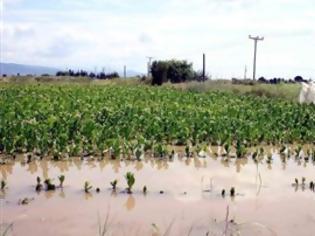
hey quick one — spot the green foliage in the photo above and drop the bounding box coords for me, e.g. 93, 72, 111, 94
58, 175, 65, 187
110, 179, 118, 190
0, 84, 314, 159
236, 141, 246, 159
224, 142, 231, 156
125, 172, 135, 194
155, 143, 168, 158
151, 60, 195, 85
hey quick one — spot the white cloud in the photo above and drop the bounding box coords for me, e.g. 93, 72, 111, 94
1, 0, 315, 78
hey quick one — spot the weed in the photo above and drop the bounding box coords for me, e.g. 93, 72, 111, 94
84, 181, 93, 193
110, 180, 118, 190
1, 180, 6, 190
44, 179, 56, 191
58, 175, 65, 188
125, 172, 135, 194
230, 187, 235, 197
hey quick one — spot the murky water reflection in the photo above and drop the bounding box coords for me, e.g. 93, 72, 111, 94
1, 148, 315, 235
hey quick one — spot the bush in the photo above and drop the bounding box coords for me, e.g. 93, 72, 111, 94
151, 60, 196, 85
151, 61, 169, 85
167, 60, 195, 83
294, 75, 307, 83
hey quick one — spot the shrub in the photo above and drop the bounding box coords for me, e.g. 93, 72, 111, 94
294, 75, 305, 83
151, 61, 169, 85
151, 59, 195, 85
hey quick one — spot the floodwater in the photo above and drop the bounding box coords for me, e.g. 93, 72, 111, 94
1, 148, 315, 236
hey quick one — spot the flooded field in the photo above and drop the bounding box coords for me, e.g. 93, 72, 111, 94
1, 147, 315, 236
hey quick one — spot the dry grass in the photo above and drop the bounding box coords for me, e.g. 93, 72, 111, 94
0, 76, 301, 101
0, 75, 140, 86
165, 80, 301, 101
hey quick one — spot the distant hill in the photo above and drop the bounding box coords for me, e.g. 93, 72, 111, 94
0, 62, 143, 78
0, 62, 59, 76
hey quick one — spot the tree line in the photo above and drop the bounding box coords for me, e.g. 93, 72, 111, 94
56, 70, 119, 79
231, 76, 309, 85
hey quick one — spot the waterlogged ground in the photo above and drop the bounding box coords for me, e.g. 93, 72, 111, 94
1, 148, 315, 236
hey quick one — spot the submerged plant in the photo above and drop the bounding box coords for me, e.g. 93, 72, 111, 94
279, 145, 286, 154
84, 181, 93, 193
35, 176, 43, 192
302, 177, 306, 186
110, 140, 121, 159
143, 185, 147, 194
236, 141, 246, 159
230, 187, 235, 197
135, 148, 142, 161
110, 179, 118, 190
26, 154, 32, 163
195, 145, 202, 155
44, 178, 56, 191
295, 145, 302, 158
266, 154, 273, 164
58, 175, 65, 188
224, 143, 231, 156
169, 149, 175, 160
155, 143, 168, 158
1, 180, 6, 190
185, 145, 190, 158
252, 149, 258, 161
125, 172, 135, 194
259, 147, 264, 155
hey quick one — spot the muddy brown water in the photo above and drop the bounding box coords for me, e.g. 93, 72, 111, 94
1, 150, 315, 236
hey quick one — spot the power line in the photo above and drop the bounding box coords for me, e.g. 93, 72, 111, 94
249, 35, 264, 81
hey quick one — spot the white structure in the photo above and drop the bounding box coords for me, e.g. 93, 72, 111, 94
299, 82, 315, 104
249, 35, 264, 81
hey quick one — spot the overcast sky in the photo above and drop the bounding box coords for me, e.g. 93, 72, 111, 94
1, 0, 314, 78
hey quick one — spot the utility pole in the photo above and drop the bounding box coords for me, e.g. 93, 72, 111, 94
202, 53, 206, 82
146, 56, 153, 77
124, 65, 126, 79
244, 65, 247, 80
249, 35, 264, 81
